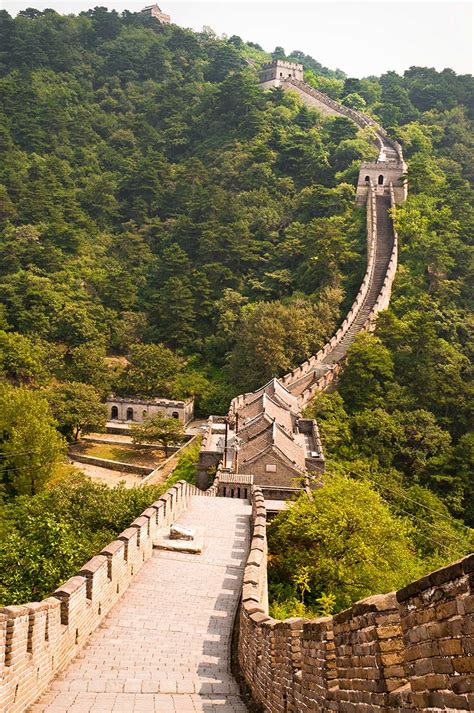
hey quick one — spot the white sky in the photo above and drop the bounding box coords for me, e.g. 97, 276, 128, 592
1, 0, 472, 78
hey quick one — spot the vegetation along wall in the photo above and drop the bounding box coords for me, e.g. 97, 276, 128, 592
238, 488, 474, 712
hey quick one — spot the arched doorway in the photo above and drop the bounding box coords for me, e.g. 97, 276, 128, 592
378, 174, 384, 185
126, 407, 134, 421
365, 175, 370, 182
111, 406, 118, 420
172, 411, 179, 419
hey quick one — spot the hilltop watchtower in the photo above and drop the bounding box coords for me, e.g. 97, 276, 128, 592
141, 4, 171, 24
259, 60, 304, 88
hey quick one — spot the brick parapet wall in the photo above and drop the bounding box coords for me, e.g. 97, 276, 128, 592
0, 480, 211, 713
238, 488, 474, 712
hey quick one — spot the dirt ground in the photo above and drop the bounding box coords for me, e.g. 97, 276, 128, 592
71, 441, 166, 468
73, 461, 143, 488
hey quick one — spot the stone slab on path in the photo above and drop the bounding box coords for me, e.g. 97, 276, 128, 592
29, 496, 250, 713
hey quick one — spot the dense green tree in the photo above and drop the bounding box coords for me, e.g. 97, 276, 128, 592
228, 295, 338, 390
65, 343, 113, 396
339, 333, 394, 411
0, 383, 65, 497
131, 413, 185, 457
0, 330, 50, 386
46, 381, 107, 442
0, 473, 173, 604
118, 343, 183, 398
268, 476, 421, 614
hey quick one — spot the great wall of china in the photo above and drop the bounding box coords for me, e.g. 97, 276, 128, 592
0, 62, 472, 713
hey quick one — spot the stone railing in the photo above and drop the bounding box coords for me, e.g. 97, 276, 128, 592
0, 480, 212, 713
281, 180, 377, 391
362, 182, 399, 328
238, 488, 474, 712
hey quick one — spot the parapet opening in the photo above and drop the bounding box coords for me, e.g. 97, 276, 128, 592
27, 612, 34, 653
59, 599, 68, 626
85, 576, 93, 601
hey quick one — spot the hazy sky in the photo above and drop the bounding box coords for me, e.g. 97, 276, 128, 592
1, 0, 472, 78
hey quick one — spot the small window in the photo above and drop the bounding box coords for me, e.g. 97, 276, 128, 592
111, 406, 118, 420
280, 72, 283, 77
172, 411, 179, 419
126, 407, 134, 421
365, 175, 370, 182
142, 410, 147, 419
265, 464, 277, 473
378, 174, 384, 185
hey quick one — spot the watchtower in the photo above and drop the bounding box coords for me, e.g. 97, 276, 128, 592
259, 60, 304, 89
356, 160, 407, 205
141, 4, 171, 24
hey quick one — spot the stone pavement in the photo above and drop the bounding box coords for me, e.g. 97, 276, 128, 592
29, 497, 250, 713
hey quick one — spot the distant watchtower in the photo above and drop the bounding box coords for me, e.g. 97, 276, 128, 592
141, 4, 171, 24
259, 60, 304, 89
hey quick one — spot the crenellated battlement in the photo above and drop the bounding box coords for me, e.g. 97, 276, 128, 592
0, 480, 209, 713
259, 60, 304, 87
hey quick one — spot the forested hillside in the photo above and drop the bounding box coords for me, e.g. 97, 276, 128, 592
0, 8, 472, 606
0, 8, 374, 412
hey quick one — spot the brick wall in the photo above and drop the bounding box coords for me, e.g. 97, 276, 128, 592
238, 487, 474, 712
0, 480, 209, 713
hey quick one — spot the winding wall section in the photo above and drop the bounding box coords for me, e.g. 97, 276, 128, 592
277, 79, 404, 407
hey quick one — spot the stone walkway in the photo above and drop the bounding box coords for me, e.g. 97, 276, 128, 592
29, 497, 250, 713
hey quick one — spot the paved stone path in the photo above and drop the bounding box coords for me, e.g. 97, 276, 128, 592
30, 497, 250, 713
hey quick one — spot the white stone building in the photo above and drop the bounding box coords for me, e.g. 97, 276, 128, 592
107, 396, 194, 426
